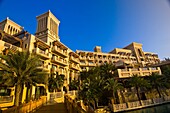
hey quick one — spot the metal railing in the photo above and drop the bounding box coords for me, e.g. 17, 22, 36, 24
1, 96, 47, 113
111, 96, 170, 112
0, 96, 13, 104
65, 95, 87, 113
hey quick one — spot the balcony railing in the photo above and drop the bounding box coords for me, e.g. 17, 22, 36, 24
0, 96, 13, 104
117, 67, 161, 78
79, 56, 86, 60
51, 56, 68, 66
50, 92, 64, 99
70, 56, 80, 63
70, 64, 80, 71
34, 48, 49, 59
4, 42, 22, 52
52, 46, 68, 57
88, 62, 96, 66
87, 57, 94, 60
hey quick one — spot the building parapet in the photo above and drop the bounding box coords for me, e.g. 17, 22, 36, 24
52, 46, 68, 58
117, 67, 161, 78
70, 56, 80, 64
33, 48, 50, 59
70, 64, 80, 71
51, 56, 68, 66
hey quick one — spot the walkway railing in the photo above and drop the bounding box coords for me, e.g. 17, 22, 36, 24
111, 96, 170, 112
68, 90, 78, 96
1, 96, 47, 113
65, 95, 87, 113
0, 96, 13, 104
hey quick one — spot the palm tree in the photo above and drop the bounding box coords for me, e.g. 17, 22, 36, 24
0, 51, 48, 106
128, 75, 149, 103
48, 74, 64, 92
147, 73, 167, 98
97, 63, 117, 80
104, 78, 123, 104
162, 65, 170, 76
69, 80, 79, 90
78, 77, 102, 110
78, 63, 118, 108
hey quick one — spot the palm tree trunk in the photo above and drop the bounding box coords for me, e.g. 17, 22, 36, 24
136, 86, 142, 105
15, 84, 21, 106
113, 91, 116, 104
156, 87, 161, 98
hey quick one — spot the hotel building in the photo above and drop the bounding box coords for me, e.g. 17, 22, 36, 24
76, 41, 161, 78
0, 11, 161, 107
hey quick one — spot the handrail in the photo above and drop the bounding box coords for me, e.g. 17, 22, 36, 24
0, 96, 13, 104
1, 96, 47, 113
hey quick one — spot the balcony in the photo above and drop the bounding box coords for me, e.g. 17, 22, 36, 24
0, 96, 14, 107
52, 46, 68, 58
87, 57, 94, 61
33, 48, 50, 60
80, 62, 87, 67
70, 64, 80, 71
88, 63, 96, 67
79, 56, 86, 60
0, 96, 13, 104
4, 42, 22, 52
38, 64, 50, 72
145, 55, 154, 59
117, 67, 161, 78
70, 56, 80, 64
51, 56, 68, 66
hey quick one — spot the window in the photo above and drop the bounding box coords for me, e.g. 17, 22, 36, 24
25, 44, 28, 48
80, 60, 85, 64
138, 49, 143, 57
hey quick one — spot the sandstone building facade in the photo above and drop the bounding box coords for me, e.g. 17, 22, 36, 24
0, 11, 161, 107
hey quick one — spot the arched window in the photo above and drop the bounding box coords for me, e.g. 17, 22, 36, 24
138, 49, 142, 57
7, 25, 10, 34
10, 27, 12, 35
13, 28, 15, 34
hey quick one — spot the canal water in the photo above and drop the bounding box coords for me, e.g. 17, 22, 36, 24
123, 103, 170, 113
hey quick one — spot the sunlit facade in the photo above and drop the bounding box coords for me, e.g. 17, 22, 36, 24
0, 11, 80, 107
76, 42, 161, 77
0, 11, 162, 107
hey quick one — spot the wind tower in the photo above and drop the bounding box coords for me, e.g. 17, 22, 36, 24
35, 10, 60, 44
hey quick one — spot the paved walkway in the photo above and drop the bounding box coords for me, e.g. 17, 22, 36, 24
34, 103, 67, 113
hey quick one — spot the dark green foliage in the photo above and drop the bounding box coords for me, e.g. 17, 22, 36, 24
128, 75, 150, 102
48, 74, 64, 92
0, 51, 49, 106
69, 80, 79, 90
78, 63, 121, 108
147, 73, 167, 98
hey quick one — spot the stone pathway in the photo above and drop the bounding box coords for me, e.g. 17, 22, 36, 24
34, 103, 67, 113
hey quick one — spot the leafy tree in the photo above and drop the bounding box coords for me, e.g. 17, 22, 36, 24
104, 78, 123, 103
78, 63, 118, 108
147, 73, 167, 98
69, 80, 79, 90
161, 65, 170, 76
48, 74, 64, 92
0, 51, 48, 106
79, 77, 103, 109
128, 75, 149, 102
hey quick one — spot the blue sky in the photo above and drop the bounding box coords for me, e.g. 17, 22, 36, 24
0, 0, 170, 59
